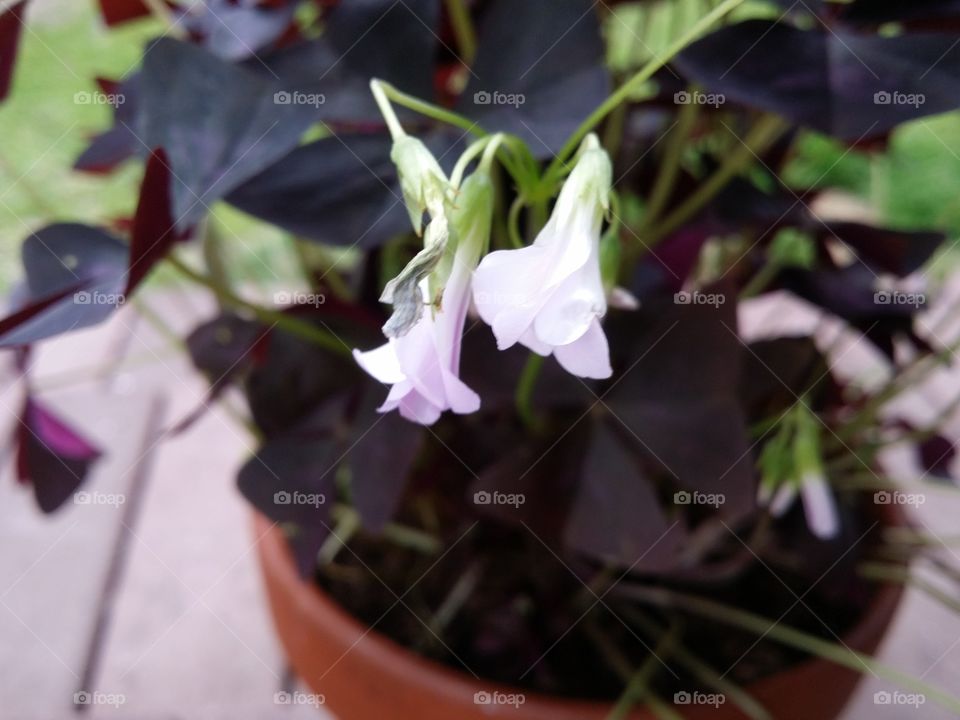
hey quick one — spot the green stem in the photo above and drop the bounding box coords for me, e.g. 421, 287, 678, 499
167, 255, 350, 357
740, 258, 783, 298
443, 0, 478, 65
623, 585, 960, 715
643, 115, 786, 246
644, 95, 699, 228
373, 81, 537, 193
370, 80, 406, 139
515, 352, 545, 431
545, 0, 746, 183
377, 80, 481, 137
607, 625, 679, 720
860, 563, 960, 614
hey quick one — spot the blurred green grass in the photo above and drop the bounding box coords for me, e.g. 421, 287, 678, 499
0, 2, 290, 293
0, 2, 958, 294
0, 3, 157, 288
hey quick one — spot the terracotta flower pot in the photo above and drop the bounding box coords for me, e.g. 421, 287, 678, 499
255, 511, 905, 720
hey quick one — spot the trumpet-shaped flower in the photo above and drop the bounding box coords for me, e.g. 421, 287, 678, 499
354, 166, 493, 425
472, 135, 613, 379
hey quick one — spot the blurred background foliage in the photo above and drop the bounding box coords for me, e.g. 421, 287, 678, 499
1, 0, 959, 291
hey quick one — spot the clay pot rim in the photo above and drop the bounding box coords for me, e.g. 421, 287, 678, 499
255, 509, 905, 715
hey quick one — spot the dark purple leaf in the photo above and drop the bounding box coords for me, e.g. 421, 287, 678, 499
184, 0, 297, 61
249, 0, 439, 123
136, 38, 316, 228
633, 221, 718, 297
457, 0, 609, 155
819, 222, 944, 277
16, 398, 102, 513
469, 424, 590, 541
344, 390, 425, 531
604, 292, 756, 513
237, 402, 347, 527
740, 336, 830, 420
675, 20, 960, 140
74, 75, 141, 174
226, 133, 410, 247
245, 320, 367, 438
187, 313, 267, 389
0, 1, 28, 101
842, 0, 960, 24
0, 224, 127, 346
564, 422, 682, 571
778, 264, 927, 357
918, 434, 956, 481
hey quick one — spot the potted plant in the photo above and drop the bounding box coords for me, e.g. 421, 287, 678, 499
5, 0, 960, 718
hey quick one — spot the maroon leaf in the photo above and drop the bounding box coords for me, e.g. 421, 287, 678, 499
0, 1, 28, 101
16, 398, 102, 513
96, 0, 173, 26
126, 148, 181, 294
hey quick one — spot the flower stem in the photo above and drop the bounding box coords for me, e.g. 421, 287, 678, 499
443, 0, 478, 65
622, 585, 960, 715
376, 80, 481, 137
642, 114, 787, 246
166, 255, 351, 357
545, 0, 746, 183
515, 352, 545, 431
370, 80, 406, 139
644, 94, 699, 228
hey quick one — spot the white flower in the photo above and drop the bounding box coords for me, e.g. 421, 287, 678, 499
354, 169, 493, 425
765, 471, 840, 540
472, 134, 613, 379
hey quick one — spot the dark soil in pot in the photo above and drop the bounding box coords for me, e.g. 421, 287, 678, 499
298, 482, 903, 705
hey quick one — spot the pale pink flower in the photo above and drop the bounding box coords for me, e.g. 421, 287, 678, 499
472, 135, 613, 379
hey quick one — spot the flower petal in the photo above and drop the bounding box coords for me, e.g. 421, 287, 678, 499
553, 317, 612, 379
398, 391, 442, 426
800, 473, 840, 540
353, 344, 405, 384
441, 369, 481, 414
